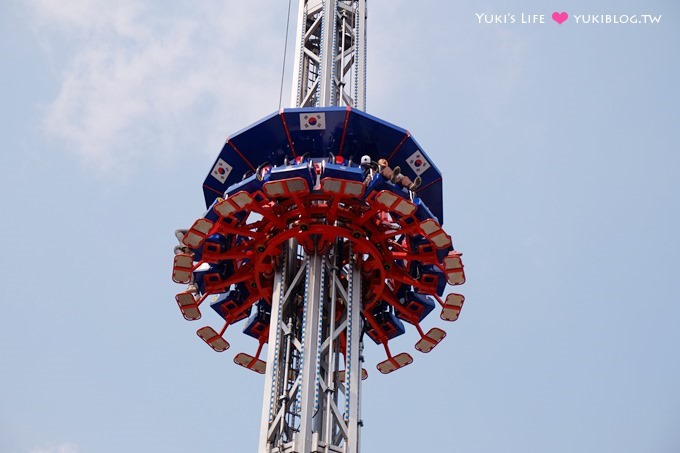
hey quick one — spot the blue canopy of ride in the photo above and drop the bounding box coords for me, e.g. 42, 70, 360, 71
202, 107, 445, 224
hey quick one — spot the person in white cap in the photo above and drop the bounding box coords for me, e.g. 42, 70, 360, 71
360, 155, 376, 185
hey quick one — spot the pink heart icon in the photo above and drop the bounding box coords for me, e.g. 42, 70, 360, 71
552, 11, 568, 24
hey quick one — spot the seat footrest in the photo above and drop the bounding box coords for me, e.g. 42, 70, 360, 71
336, 368, 368, 381
234, 352, 266, 374
197, 326, 229, 352
172, 253, 194, 284
443, 252, 465, 285
415, 327, 446, 353
377, 352, 413, 374
182, 218, 214, 248
175, 291, 201, 320
441, 293, 464, 322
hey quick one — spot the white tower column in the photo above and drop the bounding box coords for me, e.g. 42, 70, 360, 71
258, 1, 367, 451
291, 0, 367, 110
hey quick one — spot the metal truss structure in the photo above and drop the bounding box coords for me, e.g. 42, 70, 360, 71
258, 245, 363, 452
171, 2, 465, 453
291, 0, 366, 109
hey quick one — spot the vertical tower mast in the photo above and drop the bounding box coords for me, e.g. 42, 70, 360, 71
171, 2, 466, 453
260, 2, 367, 452
291, 0, 367, 110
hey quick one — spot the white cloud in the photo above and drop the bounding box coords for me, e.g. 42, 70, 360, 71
27, 0, 287, 176
29, 443, 79, 453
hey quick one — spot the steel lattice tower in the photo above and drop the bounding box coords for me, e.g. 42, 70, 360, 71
171, 2, 465, 452
291, 0, 366, 110
261, 3, 366, 451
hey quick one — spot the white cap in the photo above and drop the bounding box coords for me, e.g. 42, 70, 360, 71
360, 155, 371, 164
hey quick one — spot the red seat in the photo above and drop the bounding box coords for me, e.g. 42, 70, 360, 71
263, 177, 310, 198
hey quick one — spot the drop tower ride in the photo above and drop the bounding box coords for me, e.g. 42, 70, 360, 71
171, 1, 466, 452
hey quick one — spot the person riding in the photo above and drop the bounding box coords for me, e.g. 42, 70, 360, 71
377, 158, 421, 190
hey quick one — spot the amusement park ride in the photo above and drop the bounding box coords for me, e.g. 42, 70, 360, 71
171, 1, 465, 452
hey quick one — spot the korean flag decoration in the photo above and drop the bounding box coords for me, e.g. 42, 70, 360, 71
406, 150, 431, 176
210, 158, 233, 184
300, 112, 326, 130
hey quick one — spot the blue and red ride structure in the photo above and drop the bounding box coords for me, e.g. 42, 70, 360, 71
172, 106, 465, 375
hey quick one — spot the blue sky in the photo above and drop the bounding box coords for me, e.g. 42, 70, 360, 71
1, 1, 679, 452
